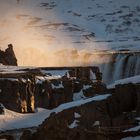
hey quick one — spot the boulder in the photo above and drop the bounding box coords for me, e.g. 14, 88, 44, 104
83, 81, 107, 97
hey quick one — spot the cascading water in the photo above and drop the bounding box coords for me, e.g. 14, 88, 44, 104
99, 51, 140, 85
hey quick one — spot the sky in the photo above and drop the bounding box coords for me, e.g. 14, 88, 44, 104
0, 0, 71, 66
0, 0, 140, 66
0, 0, 102, 66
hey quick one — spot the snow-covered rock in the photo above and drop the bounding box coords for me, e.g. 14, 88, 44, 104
0, 94, 110, 131
108, 75, 140, 89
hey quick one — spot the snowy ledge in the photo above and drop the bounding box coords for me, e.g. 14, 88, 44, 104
0, 94, 111, 131
53, 94, 111, 113
124, 125, 140, 132
107, 75, 140, 89
121, 136, 140, 140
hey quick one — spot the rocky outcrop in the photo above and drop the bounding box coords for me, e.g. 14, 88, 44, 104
0, 44, 17, 66
107, 83, 137, 118
0, 76, 35, 113
83, 81, 107, 97
34, 67, 107, 109
0, 66, 106, 113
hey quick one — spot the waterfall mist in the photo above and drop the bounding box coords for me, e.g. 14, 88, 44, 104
0, 0, 140, 85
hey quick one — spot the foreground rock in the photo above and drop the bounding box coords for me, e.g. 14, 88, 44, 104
0, 134, 14, 140
18, 83, 140, 140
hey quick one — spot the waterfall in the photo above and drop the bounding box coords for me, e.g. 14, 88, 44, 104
99, 52, 140, 85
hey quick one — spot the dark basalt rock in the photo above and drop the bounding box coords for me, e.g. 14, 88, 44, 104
0, 103, 4, 114
73, 80, 83, 93
35, 80, 52, 109
0, 66, 105, 113
0, 77, 35, 113
24, 101, 137, 140
108, 83, 137, 118
20, 130, 32, 140
83, 81, 107, 97
136, 84, 140, 115
0, 134, 15, 140
0, 44, 17, 66
20, 83, 140, 140
62, 77, 73, 102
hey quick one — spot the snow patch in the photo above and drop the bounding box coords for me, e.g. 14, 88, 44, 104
124, 125, 140, 132
0, 78, 18, 82
73, 90, 86, 101
54, 94, 111, 113
68, 120, 79, 129
74, 112, 81, 118
83, 85, 92, 90
93, 121, 100, 126
90, 70, 96, 81
41, 70, 68, 77
108, 75, 140, 89
52, 82, 64, 89
121, 136, 140, 140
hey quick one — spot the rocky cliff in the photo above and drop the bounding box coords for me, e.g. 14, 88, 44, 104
0, 66, 140, 140
23, 83, 140, 140
0, 66, 105, 113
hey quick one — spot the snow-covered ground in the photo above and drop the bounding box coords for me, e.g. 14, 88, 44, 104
41, 70, 68, 77
122, 123, 140, 139
0, 0, 140, 66
107, 75, 140, 88
124, 125, 140, 132
121, 136, 140, 140
0, 108, 50, 132
0, 65, 69, 82
0, 94, 110, 131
